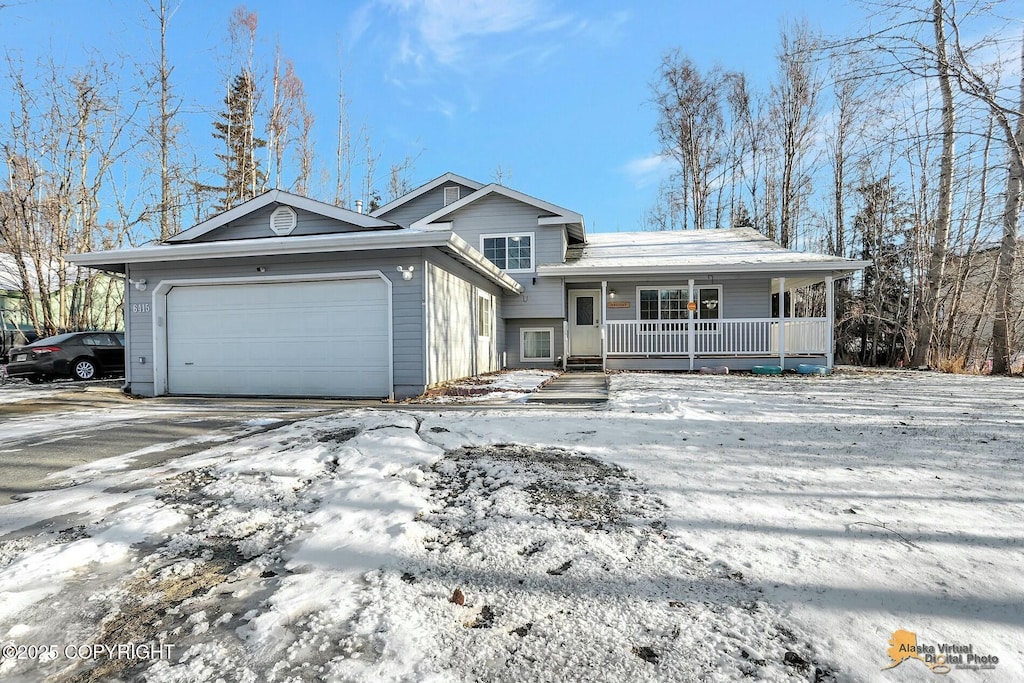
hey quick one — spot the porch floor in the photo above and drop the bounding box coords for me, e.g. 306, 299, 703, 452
528, 372, 608, 405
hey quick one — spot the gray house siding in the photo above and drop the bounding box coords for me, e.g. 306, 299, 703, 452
594, 276, 773, 322
123, 249, 429, 398
423, 250, 504, 386
445, 194, 567, 319
378, 183, 479, 227
504, 318, 565, 369
192, 204, 395, 242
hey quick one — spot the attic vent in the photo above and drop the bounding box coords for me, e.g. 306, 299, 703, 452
270, 205, 297, 236
443, 186, 460, 207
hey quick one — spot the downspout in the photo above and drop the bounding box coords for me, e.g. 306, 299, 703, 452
122, 263, 132, 394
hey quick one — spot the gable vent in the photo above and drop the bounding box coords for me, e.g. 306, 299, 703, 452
270, 205, 297, 236
443, 185, 460, 207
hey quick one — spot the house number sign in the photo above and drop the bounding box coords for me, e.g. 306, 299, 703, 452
131, 303, 151, 314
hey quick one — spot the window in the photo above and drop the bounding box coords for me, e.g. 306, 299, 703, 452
477, 293, 492, 338
520, 327, 554, 362
443, 185, 460, 206
481, 233, 533, 272
82, 333, 117, 346
638, 286, 722, 331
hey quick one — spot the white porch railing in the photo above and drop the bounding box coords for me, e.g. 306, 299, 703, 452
605, 318, 829, 356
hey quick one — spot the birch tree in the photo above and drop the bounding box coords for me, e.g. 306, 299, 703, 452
770, 21, 823, 249
946, 19, 1023, 374
909, 0, 957, 367
651, 51, 729, 230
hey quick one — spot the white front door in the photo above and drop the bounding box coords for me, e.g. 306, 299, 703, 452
569, 289, 601, 356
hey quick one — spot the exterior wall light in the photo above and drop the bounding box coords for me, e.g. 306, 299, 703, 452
129, 278, 147, 291
397, 265, 415, 281
609, 289, 616, 299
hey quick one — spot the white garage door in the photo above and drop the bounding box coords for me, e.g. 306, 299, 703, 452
165, 278, 390, 397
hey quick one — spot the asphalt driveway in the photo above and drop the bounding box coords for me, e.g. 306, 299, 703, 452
0, 383, 352, 505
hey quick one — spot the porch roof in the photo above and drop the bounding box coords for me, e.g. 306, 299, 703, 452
537, 228, 869, 279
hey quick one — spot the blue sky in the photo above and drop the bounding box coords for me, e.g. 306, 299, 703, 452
0, 0, 866, 234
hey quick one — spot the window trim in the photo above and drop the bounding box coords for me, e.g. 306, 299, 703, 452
635, 285, 724, 333
477, 290, 493, 340
520, 327, 554, 363
480, 232, 535, 273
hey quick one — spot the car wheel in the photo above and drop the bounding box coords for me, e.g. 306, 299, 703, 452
72, 358, 98, 381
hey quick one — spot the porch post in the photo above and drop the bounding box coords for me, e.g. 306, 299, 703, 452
778, 276, 786, 370
688, 278, 695, 372
601, 280, 608, 371
825, 275, 835, 369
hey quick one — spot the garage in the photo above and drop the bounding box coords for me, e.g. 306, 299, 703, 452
163, 276, 391, 397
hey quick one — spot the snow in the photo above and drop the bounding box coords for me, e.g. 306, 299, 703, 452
0, 371, 1021, 681
416, 369, 559, 403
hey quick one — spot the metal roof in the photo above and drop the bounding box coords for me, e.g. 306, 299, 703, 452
538, 228, 869, 277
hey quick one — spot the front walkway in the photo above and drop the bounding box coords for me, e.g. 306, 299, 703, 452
527, 371, 608, 405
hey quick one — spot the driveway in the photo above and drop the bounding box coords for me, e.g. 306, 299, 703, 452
0, 382, 353, 505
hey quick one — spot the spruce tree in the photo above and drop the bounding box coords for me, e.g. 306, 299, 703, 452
206, 71, 266, 213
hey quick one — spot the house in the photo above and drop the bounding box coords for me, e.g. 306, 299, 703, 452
68, 172, 868, 399
1, 252, 123, 357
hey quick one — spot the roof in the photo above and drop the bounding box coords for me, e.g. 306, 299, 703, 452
168, 189, 399, 243
369, 172, 484, 218
537, 228, 870, 279
410, 183, 586, 242
67, 230, 523, 294
1, 252, 87, 293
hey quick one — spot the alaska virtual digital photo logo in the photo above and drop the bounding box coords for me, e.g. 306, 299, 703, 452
883, 629, 999, 674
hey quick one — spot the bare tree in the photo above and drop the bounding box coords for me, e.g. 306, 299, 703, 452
770, 21, 823, 249
492, 164, 512, 185
945, 18, 1023, 373
651, 51, 729, 230
146, 0, 182, 240
229, 6, 262, 199
293, 94, 315, 196
387, 155, 417, 202
908, 0, 957, 367
1, 57, 137, 335
334, 57, 352, 208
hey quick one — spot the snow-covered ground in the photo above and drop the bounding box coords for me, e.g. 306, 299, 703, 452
0, 372, 1021, 681
415, 369, 559, 403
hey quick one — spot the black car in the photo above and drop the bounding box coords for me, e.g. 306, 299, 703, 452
6, 331, 125, 382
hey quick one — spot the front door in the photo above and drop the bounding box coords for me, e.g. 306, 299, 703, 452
569, 289, 601, 356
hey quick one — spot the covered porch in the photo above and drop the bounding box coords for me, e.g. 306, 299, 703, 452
563, 275, 838, 372
537, 228, 868, 374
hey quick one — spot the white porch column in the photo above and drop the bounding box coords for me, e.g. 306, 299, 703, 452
688, 278, 695, 372
601, 280, 608, 371
778, 276, 786, 370
825, 276, 835, 369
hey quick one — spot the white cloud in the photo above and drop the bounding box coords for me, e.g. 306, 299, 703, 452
382, 0, 551, 66
571, 9, 631, 47
623, 153, 673, 188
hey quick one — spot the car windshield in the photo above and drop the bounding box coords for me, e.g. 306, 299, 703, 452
30, 332, 77, 346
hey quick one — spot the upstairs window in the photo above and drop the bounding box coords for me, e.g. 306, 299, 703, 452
481, 233, 533, 272
443, 185, 460, 206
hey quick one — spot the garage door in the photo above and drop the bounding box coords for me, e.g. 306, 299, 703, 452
165, 278, 390, 397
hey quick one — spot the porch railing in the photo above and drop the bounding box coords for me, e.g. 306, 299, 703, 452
605, 318, 829, 356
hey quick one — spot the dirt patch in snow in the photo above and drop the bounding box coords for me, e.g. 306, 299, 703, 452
352, 443, 840, 682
